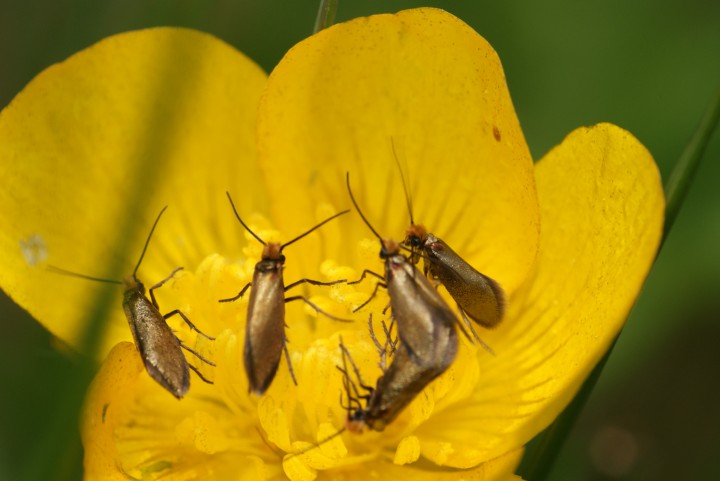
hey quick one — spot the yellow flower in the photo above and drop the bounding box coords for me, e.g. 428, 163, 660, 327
0, 8, 664, 481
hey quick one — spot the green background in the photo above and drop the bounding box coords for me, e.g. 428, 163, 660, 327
1, 1, 718, 479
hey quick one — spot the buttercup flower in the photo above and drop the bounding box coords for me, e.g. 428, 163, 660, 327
0, 8, 663, 481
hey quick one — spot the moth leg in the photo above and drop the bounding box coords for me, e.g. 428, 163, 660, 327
283, 340, 298, 386
368, 315, 395, 372
410, 246, 422, 266
337, 374, 369, 413
347, 269, 384, 285
219, 282, 252, 303
457, 304, 495, 356
367, 315, 386, 372
180, 341, 216, 366
338, 338, 373, 396
337, 382, 358, 412
284, 277, 347, 291
188, 363, 214, 384
337, 350, 364, 414
367, 316, 381, 348
382, 318, 399, 356
165, 309, 215, 340
422, 259, 431, 277
352, 281, 388, 313
148, 266, 184, 309
285, 295, 354, 323
451, 307, 476, 345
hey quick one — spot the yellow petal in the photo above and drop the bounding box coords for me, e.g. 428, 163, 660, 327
257, 7, 539, 295
368, 448, 524, 481
81, 342, 144, 480
83, 340, 278, 480
415, 123, 664, 465
0, 28, 267, 356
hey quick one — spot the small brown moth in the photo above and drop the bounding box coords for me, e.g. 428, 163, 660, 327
392, 143, 505, 336
344, 173, 458, 430
404, 229, 505, 330
49, 206, 215, 399
339, 334, 453, 433
286, 317, 436, 458
220, 192, 350, 395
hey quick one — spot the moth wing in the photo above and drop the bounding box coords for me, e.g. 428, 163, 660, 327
426, 238, 505, 328
123, 289, 190, 398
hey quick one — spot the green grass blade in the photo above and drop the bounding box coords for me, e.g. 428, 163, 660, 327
314, 0, 338, 34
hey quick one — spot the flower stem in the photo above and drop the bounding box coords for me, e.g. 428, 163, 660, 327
313, 0, 338, 34
663, 84, 720, 240
517, 82, 720, 481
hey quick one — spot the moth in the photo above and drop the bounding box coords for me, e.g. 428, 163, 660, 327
220, 192, 350, 395
392, 142, 505, 338
344, 173, 459, 430
50, 206, 214, 398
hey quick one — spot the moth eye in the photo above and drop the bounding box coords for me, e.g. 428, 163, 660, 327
279, 254, 286, 264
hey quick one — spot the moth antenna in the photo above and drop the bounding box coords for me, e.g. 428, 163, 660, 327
391, 137, 415, 225
280, 209, 350, 252
398, 243, 432, 263
132, 205, 168, 279
346, 172, 384, 244
284, 426, 348, 460
338, 336, 367, 412
45, 265, 122, 285
226, 191, 266, 246
285, 337, 357, 460
338, 336, 354, 414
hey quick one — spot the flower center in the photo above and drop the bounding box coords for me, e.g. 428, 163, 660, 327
111, 214, 484, 481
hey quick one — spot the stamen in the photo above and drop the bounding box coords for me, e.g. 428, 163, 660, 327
97, 209, 485, 478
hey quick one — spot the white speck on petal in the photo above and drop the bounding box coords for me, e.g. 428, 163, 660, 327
20, 234, 47, 266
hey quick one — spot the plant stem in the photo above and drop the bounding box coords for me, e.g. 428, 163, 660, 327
313, 0, 338, 34
663, 84, 720, 240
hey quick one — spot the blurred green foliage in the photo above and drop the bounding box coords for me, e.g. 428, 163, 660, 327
1, 1, 718, 480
